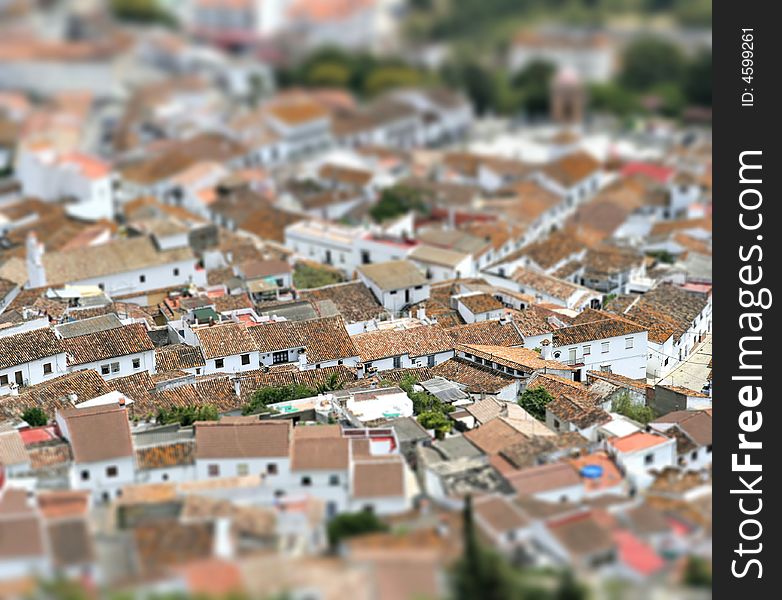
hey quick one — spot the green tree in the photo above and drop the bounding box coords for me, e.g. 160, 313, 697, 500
512, 60, 556, 115
619, 37, 686, 92
293, 262, 344, 289
518, 386, 554, 421
418, 410, 453, 439
305, 62, 352, 88
109, 0, 176, 26
611, 392, 655, 425
157, 404, 219, 427
369, 185, 428, 223
685, 49, 712, 106
243, 384, 317, 415
683, 555, 712, 588
326, 510, 388, 548
363, 66, 425, 96
554, 569, 588, 600
440, 59, 501, 115
316, 372, 345, 394
22, 406, 48, 427
589, 82, 640, 117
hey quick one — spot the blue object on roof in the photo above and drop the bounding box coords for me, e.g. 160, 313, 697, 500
580, 465, 603, 479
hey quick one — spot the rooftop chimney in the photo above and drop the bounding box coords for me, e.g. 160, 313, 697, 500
540, 339, 552, 360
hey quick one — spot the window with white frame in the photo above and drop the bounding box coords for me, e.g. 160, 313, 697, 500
601, 342, 610, 353
583, 345, 591, 356
625, 337, 634, 349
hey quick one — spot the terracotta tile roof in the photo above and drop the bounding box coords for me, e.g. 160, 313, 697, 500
47, 519, 94, 569
0, 326, 63, 370
474, 495, 530, 534
547, 393, 611, 429
357, 260, 427, 291
58, 403, 133, 463
354, 325, 454, 362
248, 316, 358, 363
528, 372, 598, 406
63, 323, 154, 366
609, 432, 670, 454
195, 322, 257, 360
0, 430, 29, 465
541, 151, 601, 188
484, 180, 561, 226
464, 398, 504, 425
464, 419, 528, 455
431, 357, 516, 394
318, 163, 372, 187
195, 418, 291, 459
652, 410, 712, 447
0, 492, 45, 560
510, 308, 556, 337
133, 521, 215, 577
136, 441, 195, 470
553, 318, 646, 346
506, 462, 581, 496
351, 458, 406, 498
547, 512, 616, 560
298, 281, 385, 323
267, 100, 329, 125
500, 433, 590, 469
291, 436, 350, 471
458, 344, 573, 373
120, 133, 248, 185
583, 245, 644, 278
111, 371, 156, 406
586, 370, 650, 392
409, 245, 470, 269
446, 320, 524, 347
27, 442, 72, 469
38, 236, 197, 287
3, 370, 110, 419
610, 283, 709, 345
145, 376, 241, 415
457, 293, 503, 314
510, 266, 592, 304
155, 344, 206, 372
511, 230, 586, 271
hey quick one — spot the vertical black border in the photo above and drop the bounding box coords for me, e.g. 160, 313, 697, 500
714, 1, 779, 597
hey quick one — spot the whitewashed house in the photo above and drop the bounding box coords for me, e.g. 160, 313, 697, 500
357, 260, 430, 315
550, 318, 649, 381
16, 147, 115, 220
606, 432, 677, 490
535, 151, 602, 209
408, 245, 474, 282
192, 322, 260, 375
25, 233, 207, 295
62, 323, 156, 381
353, 325, 455, 374
649, 410, 712, 471
194, 418, 292, 490
56, 402, 136, 503
0, 326, 67, 394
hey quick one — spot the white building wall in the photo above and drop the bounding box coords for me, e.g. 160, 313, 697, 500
69, 350, 156, 381
194, 457, 291, 482
69, 456, 135, 502
204, 351, 261, 375
52, 259, 207, 296
552, 331, 648, 380
0, 353, 69, 395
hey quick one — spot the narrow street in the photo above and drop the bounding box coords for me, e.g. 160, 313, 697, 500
653, 334, 712, 392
